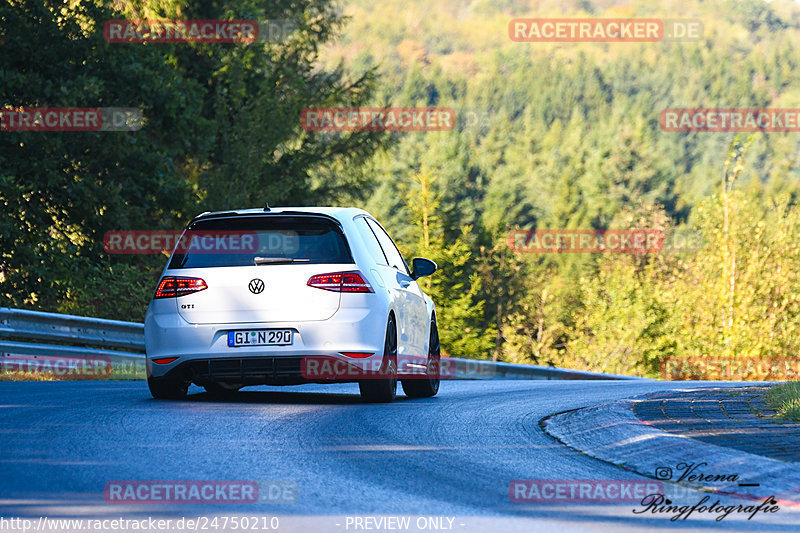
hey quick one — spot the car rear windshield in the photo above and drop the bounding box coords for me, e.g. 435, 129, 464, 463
167, 215, 353, 269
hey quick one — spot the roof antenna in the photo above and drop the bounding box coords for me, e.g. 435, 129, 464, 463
264, 202, 270, 212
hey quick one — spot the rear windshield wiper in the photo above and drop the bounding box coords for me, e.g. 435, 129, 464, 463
253, 257, 311, 265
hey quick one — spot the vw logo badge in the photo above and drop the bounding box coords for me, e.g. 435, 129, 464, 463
248, 278, 265, 294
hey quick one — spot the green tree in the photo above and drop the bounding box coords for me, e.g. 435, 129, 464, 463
0, 0, 386, 319
401, 166, 496, 358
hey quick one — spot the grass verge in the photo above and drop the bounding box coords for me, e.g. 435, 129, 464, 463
765, 382, 800, 421
0, 359, 145, 381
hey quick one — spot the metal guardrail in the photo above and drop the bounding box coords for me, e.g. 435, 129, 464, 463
450, 358, 643, 380
0, 308, 146, 377
0, 307, 643, 380
0, 307, 144, 360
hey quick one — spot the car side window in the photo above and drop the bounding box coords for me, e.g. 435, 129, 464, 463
354, 217, 389, 266
366, 218, 410, 275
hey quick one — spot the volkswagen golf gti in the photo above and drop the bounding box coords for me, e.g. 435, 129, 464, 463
144, 206, 440, 402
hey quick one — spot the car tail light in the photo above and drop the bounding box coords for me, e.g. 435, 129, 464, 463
307, 271, 374, 293
152, 357, 179, 364
153, 277, 208, 299
340, 352, 374, 358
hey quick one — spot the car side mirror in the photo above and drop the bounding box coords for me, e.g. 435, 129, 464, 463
411, 257, 437, 280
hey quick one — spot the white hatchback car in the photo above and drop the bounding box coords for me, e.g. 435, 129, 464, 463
144, 206, 440, 402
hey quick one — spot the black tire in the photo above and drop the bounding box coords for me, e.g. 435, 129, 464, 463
203, 382, 241, 398
359, 316, 398, 403
147, 375, 188, 400
402, 317, 440, 398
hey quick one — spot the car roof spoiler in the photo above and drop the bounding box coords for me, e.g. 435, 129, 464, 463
188, 210, 343, 227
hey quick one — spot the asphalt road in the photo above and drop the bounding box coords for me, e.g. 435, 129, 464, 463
1, 380, 797, 532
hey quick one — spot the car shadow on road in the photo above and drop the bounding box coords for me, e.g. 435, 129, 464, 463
194, 390, 361, 404
170, 388, 422, 406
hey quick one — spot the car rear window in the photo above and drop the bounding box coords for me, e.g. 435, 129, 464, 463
167, 215, 353, 269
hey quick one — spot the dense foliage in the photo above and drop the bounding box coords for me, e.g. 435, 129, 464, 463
0, 0, 383, 317
325, 0, 800, 374
4, 0, 800, 377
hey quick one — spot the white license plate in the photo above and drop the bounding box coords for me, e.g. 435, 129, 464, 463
227, 329, 293, 347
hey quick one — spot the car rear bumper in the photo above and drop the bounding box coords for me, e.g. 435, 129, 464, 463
150, 356, 309, 386
148, 354, 406, 386
144, 302, 387, 380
